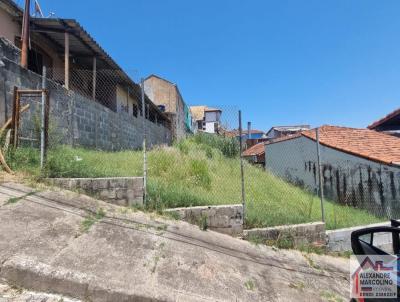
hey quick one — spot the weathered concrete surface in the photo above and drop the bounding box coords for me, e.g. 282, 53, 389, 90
46, 177, 144, 207
164, 204, 243, 236
0, 182, 350, 302
0, 281, 81, 301
243, 222, 326, 247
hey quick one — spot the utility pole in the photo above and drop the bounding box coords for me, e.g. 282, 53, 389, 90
21, 0, 30, 68
141, 79, 147, 206
239, 111, 246, 220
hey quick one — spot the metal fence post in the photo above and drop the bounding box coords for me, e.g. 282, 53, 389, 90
316, 127, 325, 222
239, 110, 246, 221
141, 78, 147, 206
40, 66, 47, 170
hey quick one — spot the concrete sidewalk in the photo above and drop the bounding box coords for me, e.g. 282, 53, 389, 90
0, 182, 349, 301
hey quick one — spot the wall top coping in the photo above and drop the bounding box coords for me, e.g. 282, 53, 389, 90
244, 221, 325, 233
326, 220, 396, 234
48, 177, 143, 181
164, 204, 243, 212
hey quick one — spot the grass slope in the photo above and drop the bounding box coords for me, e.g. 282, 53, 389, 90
8, 134, 382, 230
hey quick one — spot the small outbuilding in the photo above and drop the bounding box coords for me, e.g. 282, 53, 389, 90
265, 125, 400, 217
243, 142, 265, 166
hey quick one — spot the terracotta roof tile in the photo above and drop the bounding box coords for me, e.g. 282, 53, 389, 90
242, 142, 265, 157
267, 125, 400, 165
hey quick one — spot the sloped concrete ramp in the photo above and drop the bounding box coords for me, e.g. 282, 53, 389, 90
0, 182, 349, 301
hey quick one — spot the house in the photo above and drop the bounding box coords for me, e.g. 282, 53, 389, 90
242, 142, 265, 166
266, 125, 310, 140
0, 0, 171, 149
265, 125, 400, 217
368, 108, 400, 137
144, 74, 194, 141
190, 106, 222, 134
0, 0, 170, 126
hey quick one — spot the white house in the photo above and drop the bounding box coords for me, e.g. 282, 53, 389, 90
265, 125, 400, 217
190, 106, 222, 134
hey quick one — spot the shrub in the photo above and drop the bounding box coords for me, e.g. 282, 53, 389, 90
6, 147, 40, 174
43, 146, 99, 178
146, 179, 208, 211
189, 159, 211, 189
192, 133, 239, 158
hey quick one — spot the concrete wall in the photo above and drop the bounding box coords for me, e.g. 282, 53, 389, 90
326, 221, 397, 252
0, 47, 171, 150
46, 177, 144, 207
0, 5, 20, 43
265, 136, 400, 218
164, 204, 243, 236
243, 222, 326, 247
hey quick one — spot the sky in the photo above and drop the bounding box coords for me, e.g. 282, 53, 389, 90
18, 0, 400, 131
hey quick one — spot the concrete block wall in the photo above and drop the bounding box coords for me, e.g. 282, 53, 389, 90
0, 38, 171, 150
243, 222, 326, 247
164, 204, 243, 236
46, 177, 144, 207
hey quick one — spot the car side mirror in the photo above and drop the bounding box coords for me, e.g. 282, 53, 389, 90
351, 226, 400, 256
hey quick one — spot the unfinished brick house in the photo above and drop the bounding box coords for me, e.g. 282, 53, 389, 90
144, 74, 194, 141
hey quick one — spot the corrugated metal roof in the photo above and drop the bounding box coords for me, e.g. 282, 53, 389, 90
26, 17, 170, 121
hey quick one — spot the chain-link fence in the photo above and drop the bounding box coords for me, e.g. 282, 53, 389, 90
5, 64, 397, 232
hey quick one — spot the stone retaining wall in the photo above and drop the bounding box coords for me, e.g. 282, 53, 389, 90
46, 177, 144, 207
164, 204, 243, 236
243, 222, 326, 247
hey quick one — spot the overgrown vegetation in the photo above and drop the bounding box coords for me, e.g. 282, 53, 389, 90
6, 133, 383, 230
80, 208, 106, 233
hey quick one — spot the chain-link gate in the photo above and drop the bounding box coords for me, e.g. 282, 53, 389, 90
11, 85, 49, 168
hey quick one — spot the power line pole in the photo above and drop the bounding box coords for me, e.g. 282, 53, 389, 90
21, 0, 30, 68
141, 78, 147, 206
239, 110, 246, 221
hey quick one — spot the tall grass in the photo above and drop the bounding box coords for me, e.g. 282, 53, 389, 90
6, 134, 383, 230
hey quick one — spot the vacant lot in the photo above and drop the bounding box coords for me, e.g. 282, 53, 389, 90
8, 134, 382, 229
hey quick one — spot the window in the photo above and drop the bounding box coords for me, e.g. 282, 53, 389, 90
132, 104, 138, 117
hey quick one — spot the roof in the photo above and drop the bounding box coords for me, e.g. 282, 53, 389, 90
28, 18, 169, 120
190, 106, 222, 121
144, 74, 176, 86
266, 125, 310, 135
242, 142, 265, 157
368, 108, 400, 130
204, 107, 221, 112
0, 0, 22, 16
266, 125, 400, 166
224, 129, 264, 138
